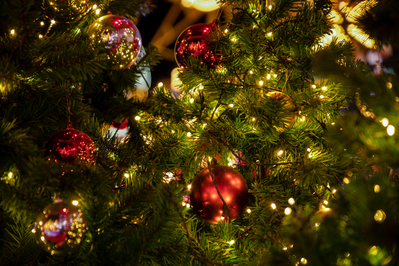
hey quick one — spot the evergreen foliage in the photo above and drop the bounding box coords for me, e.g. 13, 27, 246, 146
1, 0, 398, 265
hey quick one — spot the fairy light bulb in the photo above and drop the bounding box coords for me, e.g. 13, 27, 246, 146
381, 118, 389, 127
124, 173, 129, 178
277, 150, 284, 156
40, 21, 44, 26
187, 132, 192, 137
271, 203, 276, 209
374, 184, 380, 193
343, 177, 350, 184
247, 209, 251, 213
322, 86, 327, 91
387, 125, 395, 136
228, 104, 234, 108
387, 82, 392, 89
189, 98, 194, 103
288, 198, 295, 205
8, 172, 12, 178
229, 240, 235, 244
300, 258, 307, 264
284, 207, 292, 215
224, 29, 228, 34
259, 80, 264, 86
374, 210, 386, 223
323, 200, 329, 205
72, 200, 79, 206
158, 82, 163, 87
267, 32, 272, 37
95, 9, 101, 15
188, 184, 192, 190
135, 116, 141, 121
320, 95, 324, 99
266, 74, 271, 80
311, 84, 316, 89
10, 29, 15, 35
93, 4, 97, 9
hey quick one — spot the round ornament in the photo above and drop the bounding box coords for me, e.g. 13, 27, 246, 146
34, 200, 88, 255
107, 119, 129, 140
174, 20, 221, 69
266, 91, 296, 132
190, 164, 248, 224
42, 0, 90, 23
88, 13, 142, 69
44, 122, 96, 164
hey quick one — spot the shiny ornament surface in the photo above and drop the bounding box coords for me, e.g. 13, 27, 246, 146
266, 91, 296, 132
42, 0, 90, 22
44, 123, 96, 164
127, 46, 151, 101
88, 14, 142, 69
34, 201, 88, 255
174, 21, 220, 69
190, 165, 248, 224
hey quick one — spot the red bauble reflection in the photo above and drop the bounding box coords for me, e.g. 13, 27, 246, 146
190, 165, 248, 224
174, 20, 221, 69
44, 122, 96, 164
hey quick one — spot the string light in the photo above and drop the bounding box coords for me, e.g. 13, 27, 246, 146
266, 74, 271, 80
95, 9, 101, 15
268, 4, 272, 10
277, 150, 284, 156
252, 117, 256, 121
93, 4, 97, 8
271, 203, 276, 209
300, 258, 307, 265
322, 86, 327, 91
320, 95, 324, 99
284, 207, 292, 215
381, 118, 389, 127
224, 29, 228, 34
51, 20, 56, 24
229, 240, 235, 245
323, 200, 329, 205
72, 200, 79, 206
332, 189, 337, 193
124, 173, 130, 178
228, 103, 234, 108
267, 32, 272, 37
8, 172, 12, 178
39, 34, 43, 39
10, 29, 15, 35
283, 247, 288, 250
374, 209, 386, 223
158, 82, 163, 87
315, 223, 320, 227
374, 184, 380, 193
187, 132, 192, 137
386, 82, 392, 89
387, 125, 395, 136
307, 148, 311, 152
188, 184, 192, 190
31, 228, 36, 233
40, 21, 44, 26
259, 80, 264, 86
311, 84, 316, 89
189, 98, 194, 103
134, 116, 141, 121
247, 208, 251, 213
288, 198, 295, 205
249, 70, 253, 74
343, 177, 350, 184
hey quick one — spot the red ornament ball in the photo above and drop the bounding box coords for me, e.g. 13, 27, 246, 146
34, 200, 88, 255
87, 13, 142, 69
44, 122, 96, 164
190, 165, 248, 224
174, 20, 221, 69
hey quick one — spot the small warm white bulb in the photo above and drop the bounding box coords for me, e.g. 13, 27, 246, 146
189, 98, 194, 103
284, 207, 292, 215
8, 172, 12, 178
259, 80, 264, 86
10, 29, 15, 35
228, 103, 234, 108
322, 86, 327, 91
323, 200, 328, 205
135, 116, 141, 121
271, 203, 276, 209
158, 82, 163, 87
187, 132, 192, 137
387, 125, 395, 136
382, 118, 389, 127
92, 4, 97, 9
277, 150, 284, 156
72, 200, 79, 206
247, 208, 251, 213
288, 198, 295, 205
224, 29, 229, 34
229, 240, 235, 244
124, 173, 129, 178
188, 184, 192, 190
96, 9, 101, 15
300, 257, 307, 264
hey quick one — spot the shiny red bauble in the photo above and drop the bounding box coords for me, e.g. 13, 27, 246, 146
174, 20, 221, 69
190, 165, 248, 224
44, 122, 96, 164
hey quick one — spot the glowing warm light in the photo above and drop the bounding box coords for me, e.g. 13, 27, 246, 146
10, 29, 15, 35
315, 223, 320, 227
387, 125, 395, 136
381, 118, 389, 127
228, 104, 234, 108
40, 21, 44, 26
220, 216, 225, 220
267, 32, 272, 37
259, 80, 264, 86
266, 74, 271, 80
284, 207, 292, 215
72, 200, 79, 206
135, 116, 141, 121
252, 117, 256, 122
8, 172, 12, 178
283, 247, 288, 250
307, 148, 311, 152
311, 84, 316, 89
320, 95, 324, 99
39, 34, 43, 39
369, 246, 378, 256
288, 198, 295, 205
158, 82, 163, 87
188, 184, 192, 190
322, 86, 327, 91
343, 178, 350, 184
374, 185, 380, 193
224, 29, 229, 34
277, 150, 284, 156
331, 122, 335, 125
268, 5, 272, 10
124, 173, 129, 178
231, 37, 237, 42
187, 132, 192, 137
189, 98, 194, 103
300, 258, 307, 264
229, 240, 235, 245
323, 200, 328, 205
271, 203, 276, 209
95, 9, 101, 15
247, 209, 251, 213
386, 82, 392, 89
332, 189, 337, 194
51, 20, 56, 24
93, 4, 97, 8
41, 236, 45, 241
249, 70, 253, 74
374, 209, 386, 223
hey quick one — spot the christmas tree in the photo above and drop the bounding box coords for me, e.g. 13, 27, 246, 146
1, 0, 398, 265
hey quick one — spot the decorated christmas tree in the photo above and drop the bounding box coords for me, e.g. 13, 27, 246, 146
1, 0, 398, 265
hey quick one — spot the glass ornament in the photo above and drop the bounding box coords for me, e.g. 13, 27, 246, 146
190, 164, 248, 224
87, 13, 142, 69
174, 20, 221, 69
44, 122, 96, 164
42, 0, 90, 23
34, 200, 88, 255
